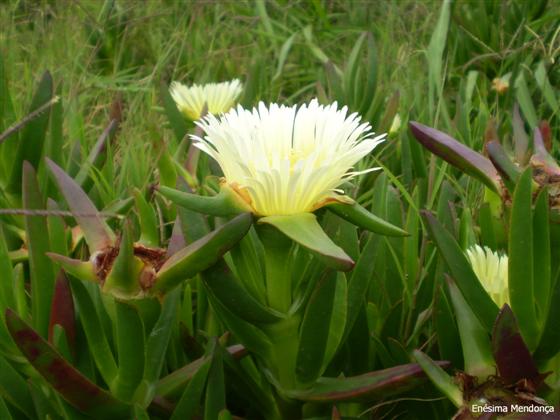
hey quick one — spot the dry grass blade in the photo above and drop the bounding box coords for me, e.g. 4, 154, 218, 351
0, 96, 60, 144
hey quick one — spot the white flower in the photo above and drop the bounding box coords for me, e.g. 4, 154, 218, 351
466, 245, 509, 308
192, 99, 385, 216
170, 79, 242, 120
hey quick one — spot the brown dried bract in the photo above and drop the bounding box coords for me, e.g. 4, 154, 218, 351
92, 242, 167, 284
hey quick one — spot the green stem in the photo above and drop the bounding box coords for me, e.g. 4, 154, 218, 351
263, 316, 301, 391
257, 224, 293, 313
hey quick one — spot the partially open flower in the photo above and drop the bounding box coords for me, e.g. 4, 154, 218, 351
466, 245, 509, 308
191, 99, 385, 216
170, 79, 242, 120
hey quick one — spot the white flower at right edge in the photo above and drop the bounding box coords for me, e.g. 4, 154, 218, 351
466, 245, 509, 308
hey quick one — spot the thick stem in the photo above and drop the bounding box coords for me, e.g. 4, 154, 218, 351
257, 224, 293, 313
263, 316, 301, 391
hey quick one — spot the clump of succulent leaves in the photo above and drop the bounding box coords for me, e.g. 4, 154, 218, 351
410, 108, 560, 418
45, 158, 252, 300
415, 276, 557, 419
409, 105, 556, 209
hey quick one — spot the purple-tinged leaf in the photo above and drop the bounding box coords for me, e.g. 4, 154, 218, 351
46, 158, 115, 252
167, 216, 186, 257
288, 362, 449, 403
48, 271, 76, 355
491, 304, 540, 385
531, 125, 560, 181
539, 120, 552, 152
486, 140, 521, 191
409, 121, 501, 193
5, 309, 131, 418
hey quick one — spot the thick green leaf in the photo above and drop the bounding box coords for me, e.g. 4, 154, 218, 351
491, 305, 539, 384
288, 362, 445, 403
5, 309, 131, 418
111, 301, 145, 401
144, 289, 181, 385
47, 253, 97, 283
153, 213, 253, 294
259, 213, 354, 271
0, 226, 15, 310
169, 357, 211, 420
533, 268, 560, 362
134, 189, 159, 248
208, 293, 273, 361
23, 162, 55, 337
103, 224, 144, 299
159, 184, 253, 217
413, 350, 462, 408
155, 345, 246, 398
422, 211, 499, 331
69, 278, 117, 384
327, 202, 408, 236
509, 169, 539, 351
174, 180, 210, 244
201, 260, 283, 324
344, 233, 377, 343
446, 276, 494, 379
0, 397, 13, 420
322, 273, 347, 369
533, 189, 550, 325
219, 345, 279, 418
204, 339, 225, 420
0, 354, 34, 418
8, 71, 53, 193
47, 158, 115, 251
228, 228, 266, 303
409, 122, 500, 193
296, 270, 339, 383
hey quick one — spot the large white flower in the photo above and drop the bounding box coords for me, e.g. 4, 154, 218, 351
466, 245, 509, 308
170, 79, 242, 120
191, 99, 385, 216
